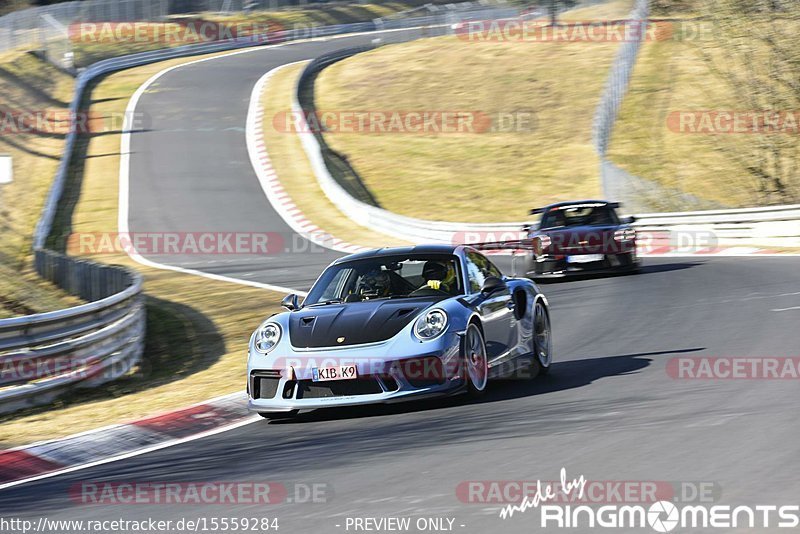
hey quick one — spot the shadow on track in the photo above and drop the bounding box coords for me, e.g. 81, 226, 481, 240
269, 347, 704, 424
535, 261, 703, 284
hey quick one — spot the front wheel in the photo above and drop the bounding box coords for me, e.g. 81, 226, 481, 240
463, 323, 488, 397
531, 300, 552, 376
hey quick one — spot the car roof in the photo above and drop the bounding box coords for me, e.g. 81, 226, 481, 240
332, 245, 459, 264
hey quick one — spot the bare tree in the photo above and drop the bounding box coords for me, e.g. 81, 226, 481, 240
547, 0, 578, 26
696, 0, 800, 204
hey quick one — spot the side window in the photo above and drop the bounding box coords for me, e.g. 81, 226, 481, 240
483, 257, 502, 279
464, 253, 486, 293
466, 252, 502, 293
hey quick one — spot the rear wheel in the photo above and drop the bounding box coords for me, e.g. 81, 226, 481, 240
258, 410, 298, 420
463, 323, 488, 397
532, 300, 552, 375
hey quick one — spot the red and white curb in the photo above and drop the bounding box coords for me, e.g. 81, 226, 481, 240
0, 392, 257, 489
246, 62, 368, 255
245, 64, 798, 259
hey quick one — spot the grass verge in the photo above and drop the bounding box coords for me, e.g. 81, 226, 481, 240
0, 51, 85, 318
608, 7, 800, 207
310, 1, 636, 223
314, 35, 621, 222
0, 50, 287, 448
72, 0, 452, 67
260, 62, 409, 248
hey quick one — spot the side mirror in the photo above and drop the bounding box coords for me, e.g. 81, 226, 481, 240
480, 276, 507, 296
627, 215, 637, 224
281, 293, 300, 311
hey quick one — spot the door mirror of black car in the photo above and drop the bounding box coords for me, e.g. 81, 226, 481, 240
481, 276, 507, 296
627, 215, 637, 224
281, 293, 300, 311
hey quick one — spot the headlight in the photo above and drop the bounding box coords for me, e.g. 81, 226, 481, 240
536, 234, 552, 254
253, 322, 281, 353
414, 309, 448, 340
614, 228, 636, 242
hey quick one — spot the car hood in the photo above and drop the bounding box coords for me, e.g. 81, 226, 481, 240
288, 297, 442, 348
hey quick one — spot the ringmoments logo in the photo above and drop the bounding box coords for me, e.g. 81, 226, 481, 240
491, 469, 798, 531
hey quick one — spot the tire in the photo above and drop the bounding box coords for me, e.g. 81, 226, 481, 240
258, 410, 298, 420
531, 299, 552, 376
463, 323, 488, 397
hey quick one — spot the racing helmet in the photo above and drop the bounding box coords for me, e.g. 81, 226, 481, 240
359, 269, 392, 298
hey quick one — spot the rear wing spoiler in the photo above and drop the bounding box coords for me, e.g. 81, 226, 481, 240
530, 201, 620, 215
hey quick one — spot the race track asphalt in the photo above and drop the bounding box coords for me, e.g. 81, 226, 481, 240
2, 29, 800, 534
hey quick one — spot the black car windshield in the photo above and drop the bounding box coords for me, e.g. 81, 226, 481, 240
304, 255, 463, 305
539, 204, 619, 229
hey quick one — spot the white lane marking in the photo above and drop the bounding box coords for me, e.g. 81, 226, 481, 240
0, 415, 260, 491
23, 28, 427, 491
119, 45, 309, 295
772, 306, 800, 312
245, 62, 367, 255
118, 25, 456, 286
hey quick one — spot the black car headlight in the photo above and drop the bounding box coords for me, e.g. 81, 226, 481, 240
253, 322, 281, 353
414, 309, 448, 340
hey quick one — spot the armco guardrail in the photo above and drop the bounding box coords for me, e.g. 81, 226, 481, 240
0, 7, 512, 415
296, 44, 800, 248
0, 249, 144, 415
297, 44, 384, 207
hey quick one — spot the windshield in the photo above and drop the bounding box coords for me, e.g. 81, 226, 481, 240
539, 204, 619, 229
304, 254, 463, 305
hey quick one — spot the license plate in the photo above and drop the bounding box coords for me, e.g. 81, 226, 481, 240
567, 254, 604, 264
312, 365, 357, 382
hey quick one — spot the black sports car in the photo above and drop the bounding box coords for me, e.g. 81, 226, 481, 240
521, 200, 641, 278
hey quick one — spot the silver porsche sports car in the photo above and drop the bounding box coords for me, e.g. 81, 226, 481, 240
247, 245, 552, 419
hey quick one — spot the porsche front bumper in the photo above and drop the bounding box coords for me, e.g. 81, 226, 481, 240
247, 334, 464, 412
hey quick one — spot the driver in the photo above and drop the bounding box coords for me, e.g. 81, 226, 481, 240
421, 261, 457, 294
359, 269, 392, 298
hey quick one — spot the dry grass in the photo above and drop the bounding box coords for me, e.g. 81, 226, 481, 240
609, 17, 800, 207
0, 51, 285, 448
260, 62, 409, 248
561, 0, 637, 20
72, 1, 436, 67
0, 51, 84, 318
315, 36, 621, 222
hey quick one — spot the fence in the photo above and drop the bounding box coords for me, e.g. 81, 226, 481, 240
590, 0, 723, 213
294, 22, 800, 247
0, 0, 494, 57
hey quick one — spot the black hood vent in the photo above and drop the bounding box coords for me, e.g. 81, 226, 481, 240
288, 298, 441, 348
